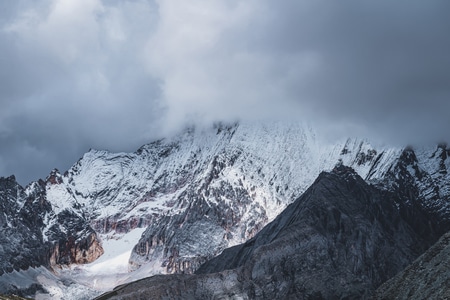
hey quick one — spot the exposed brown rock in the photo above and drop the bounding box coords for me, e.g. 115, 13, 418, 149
49, 232, 104, 267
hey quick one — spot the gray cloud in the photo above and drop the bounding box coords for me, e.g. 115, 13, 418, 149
1, 0, 450, 184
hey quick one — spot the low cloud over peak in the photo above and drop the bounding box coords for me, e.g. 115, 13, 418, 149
1, 0, 450, 184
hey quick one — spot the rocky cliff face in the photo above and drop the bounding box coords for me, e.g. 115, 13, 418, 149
3, 122, 359, 277
96, 166, 440, 299
0, 173, 103, 276
0, 175, 48, 274
128, 131, 450, 277
196, 165, 440, 298
369, 146, 450, 234
126, 124, 402, 274
2, 122, 450, 298
1, 122, 347, 296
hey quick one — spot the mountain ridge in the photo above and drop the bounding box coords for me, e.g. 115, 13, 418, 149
1, 121, 450, 298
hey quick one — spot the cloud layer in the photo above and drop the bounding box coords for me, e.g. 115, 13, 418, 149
1, 0, 450, 184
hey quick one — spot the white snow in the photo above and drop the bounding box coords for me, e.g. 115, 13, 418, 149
0, 228, 148, 300
41, 212, 56, 242
0, 267, 98, 300
56, 227, 147, 292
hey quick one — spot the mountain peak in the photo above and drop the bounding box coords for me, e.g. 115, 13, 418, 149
331, 161, 357, 175
0, 174, 17, 183
45, 168, 63, 185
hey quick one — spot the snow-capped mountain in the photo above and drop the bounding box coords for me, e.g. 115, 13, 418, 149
1, 121, 450, 298
96, 165, 439, 299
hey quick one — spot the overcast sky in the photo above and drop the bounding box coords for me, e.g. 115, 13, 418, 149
1, 0, 450, 185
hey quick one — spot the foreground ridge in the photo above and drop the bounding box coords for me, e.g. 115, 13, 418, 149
374, 230, 450, 299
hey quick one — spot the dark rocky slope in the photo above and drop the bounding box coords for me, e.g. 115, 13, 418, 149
97, 165, 439, 299
0, 295, 30, 300
374, 231, 450, 299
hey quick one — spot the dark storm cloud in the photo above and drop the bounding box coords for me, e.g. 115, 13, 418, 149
142, 0, 450, 143
0, 0, 164, 184
212, 0, 450, 143
273, 0, 450, 143
1, 0, 450, 184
